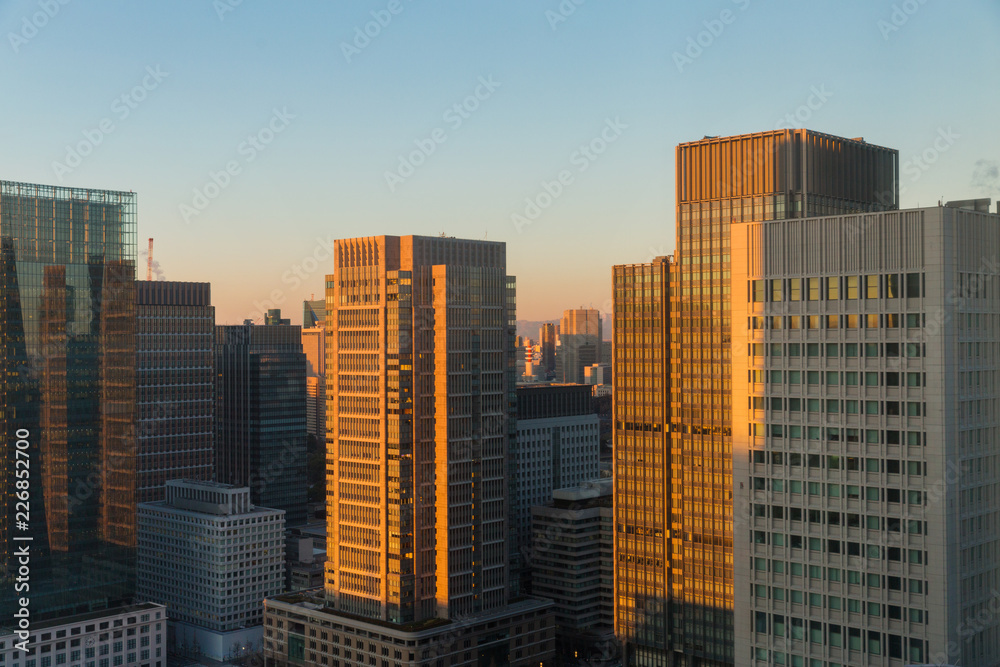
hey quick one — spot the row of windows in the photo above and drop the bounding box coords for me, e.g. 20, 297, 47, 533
750, 616, 926, 663
749, 481, 927, 504
756, 400, 927, 420
750, 532, 927, 562
750, 453, 926, 475
749, 427, 925, 445
751, 274, 924, 303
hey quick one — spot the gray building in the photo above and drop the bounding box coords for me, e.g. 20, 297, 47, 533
137, 480, 285, 662
0, 603, 167, 667
216, 319, 308, 526
512, 384, 601, 593
136, 280, 215, 504
530, 480, 615, 665
732, 201, 1000, 666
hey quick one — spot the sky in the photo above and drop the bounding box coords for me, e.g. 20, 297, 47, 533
1, 0, 998, 325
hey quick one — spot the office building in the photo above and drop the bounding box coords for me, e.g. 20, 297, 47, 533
215, 318, 308, 526
559, 309, 602, 384
263, 235, 554, 667
0, 180, 137, 620
512, 383, 601, 590
137, 479, 285, 661
303, 298, 325, 328
0, 603, 167, 667
540, 323, 557, 376
285, 522, 327, 591
136, 280, 214, 504
584, 363, 611, 386
266, 308, 291, 325
531, 479, 615, 665
613, 130, 899, 667
302, 324, 327, 440
732, 202, 1000, 666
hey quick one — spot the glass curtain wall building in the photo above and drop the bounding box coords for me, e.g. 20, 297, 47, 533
0, 180, 137, 620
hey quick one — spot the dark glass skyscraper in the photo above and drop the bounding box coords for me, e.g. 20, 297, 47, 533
215, 320, 308, 526
136, 281, 215, 504
0, 180, 137, 620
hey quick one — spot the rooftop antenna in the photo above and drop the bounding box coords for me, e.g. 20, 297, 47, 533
146, 238, 153, 281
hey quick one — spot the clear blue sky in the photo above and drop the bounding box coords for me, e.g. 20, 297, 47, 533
2, 0, 998, 324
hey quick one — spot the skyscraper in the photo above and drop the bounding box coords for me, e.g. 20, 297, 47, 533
540, 323, 557, 376
613, 130, 899, 666
263, 235, 554, 667
215, 318, 308, 526
0, 180, 137, 619
136, 280, 215, 503
732, 201, 1000, 666
302, 315, 326, 441
303, 298, 325, 328
560, 309, 602, 384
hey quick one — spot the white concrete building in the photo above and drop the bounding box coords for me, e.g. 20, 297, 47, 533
0, 603, 166, 667
732, 202, 1000, 666
137, 480, 285, 662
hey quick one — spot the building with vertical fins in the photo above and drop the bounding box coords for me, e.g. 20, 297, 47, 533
613, 130, 899, 666
262, 235, 553, 667
215, 315, 308, 526
136, 280, 215, 503
0, 180, 137, 620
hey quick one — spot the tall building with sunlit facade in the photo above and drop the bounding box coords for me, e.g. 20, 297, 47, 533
263, 235, 554, 667
613, 130, 899, 667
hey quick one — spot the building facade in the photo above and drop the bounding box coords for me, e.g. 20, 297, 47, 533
540, 323, 557, 377
613, 130, 900, 667
264, 593, 554, 667
512, 383, 601, 587
0, 603, 166, 667
530, 480, 615, 665
302, 325, 326, 441
732, 203, 1000, 666
137, 480, 285, 661
559, 309, 602, 384
136, 280, 215, 504
0, 180, 137, 620
215, 321, 308, 526
264, 235, 554, 667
